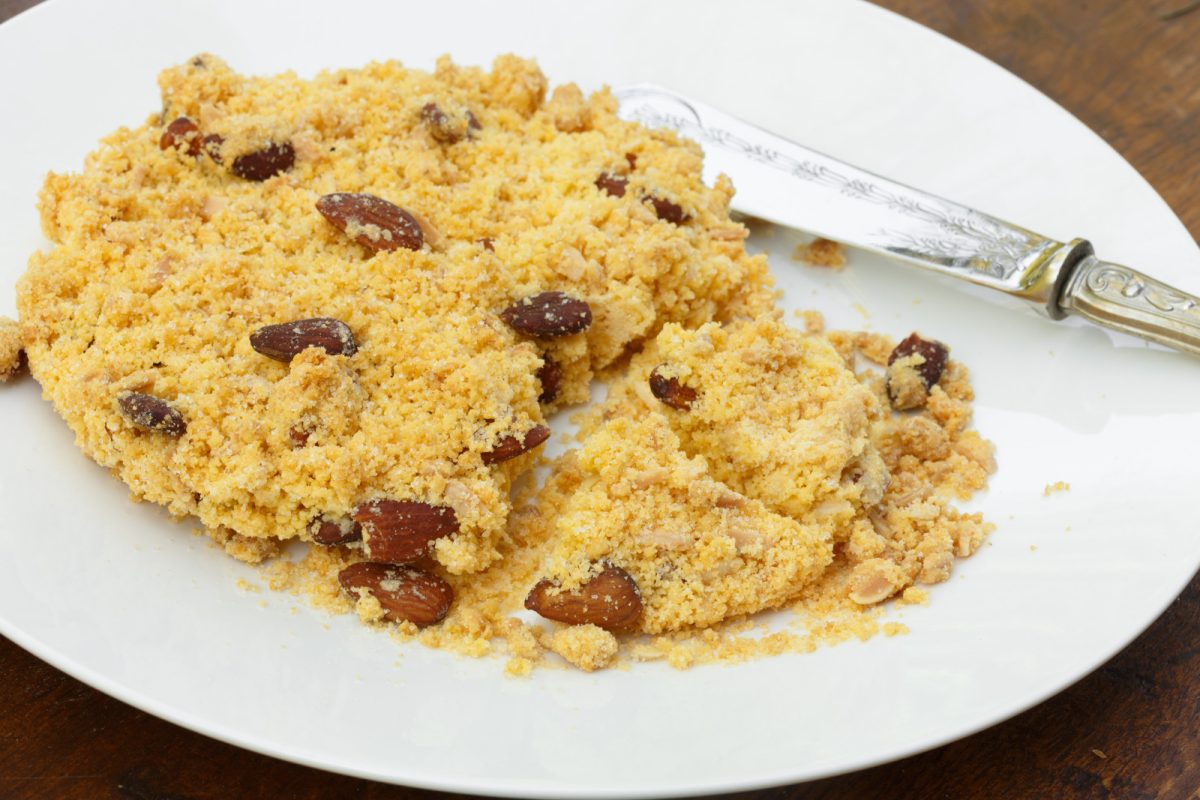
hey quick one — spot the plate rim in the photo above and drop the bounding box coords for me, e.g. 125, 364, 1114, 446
2, 0, 1199, 796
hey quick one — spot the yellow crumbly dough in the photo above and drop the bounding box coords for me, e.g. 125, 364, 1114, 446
535, 415, 831, 633
585, 319, 888, 539
15, 53, 996, 672
16, 54, 772, 574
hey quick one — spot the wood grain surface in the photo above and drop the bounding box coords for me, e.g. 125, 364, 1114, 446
2, 1, 1198, 798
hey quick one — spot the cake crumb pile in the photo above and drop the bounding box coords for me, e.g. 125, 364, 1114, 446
14, 54, 995, 673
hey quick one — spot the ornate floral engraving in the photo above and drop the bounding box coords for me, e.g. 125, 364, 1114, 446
619, 90, 1058, 284
1060, 259, 1200, 355
1082, 263, 1200, 318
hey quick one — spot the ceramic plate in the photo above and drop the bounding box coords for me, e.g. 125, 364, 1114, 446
1, 0, 1198, 796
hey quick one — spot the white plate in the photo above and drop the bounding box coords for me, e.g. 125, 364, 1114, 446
2, 0, 1198, 796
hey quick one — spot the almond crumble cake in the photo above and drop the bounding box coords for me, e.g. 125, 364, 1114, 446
11, 54, 994, 672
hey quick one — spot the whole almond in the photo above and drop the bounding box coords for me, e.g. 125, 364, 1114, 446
160, 117, 202, 156
316, 193, 424, 253
338, 562, 453, 627
887, 332, 949, 389
117, 391, 187, 436
525, 564, 643, 632
231, 141, 294, 181
649, 366, 698, 410
482, 424, 550, 465
643, 194, 688, 224
352, 499, 459, 564
536, 356, 563, 404
500, 292, 592, 338
249, 317, 357, 362
308, 515, 362, 546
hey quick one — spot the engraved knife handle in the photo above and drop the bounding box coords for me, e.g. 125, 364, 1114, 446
1058, 247, 1200, 357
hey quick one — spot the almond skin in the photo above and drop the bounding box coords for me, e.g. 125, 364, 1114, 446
160, 117, 202, 156
648, 366, 698, 410
536, 356, 564, 404
352, 499, 459, 564
308, 515, 362, 546
887, 333, 949, 389
595, 172, 628, 198
338, 562, 453, 627
525, 564, 643, 633
202, 133, 224, 164
116, 391, 186, 436
249, 317, 357, 362
500, 292, 592, 338
482, 424, 550, 465
643, 194, 687, 224
231, 141, 294, 181
316, 192, 424, 252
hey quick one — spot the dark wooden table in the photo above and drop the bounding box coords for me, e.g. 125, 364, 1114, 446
2, 1, 1198, 798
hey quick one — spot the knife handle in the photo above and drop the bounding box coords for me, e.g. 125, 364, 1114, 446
1058, 249, 1200, 357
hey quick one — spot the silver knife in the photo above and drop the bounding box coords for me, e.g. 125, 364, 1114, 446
615, 85, 1200, 357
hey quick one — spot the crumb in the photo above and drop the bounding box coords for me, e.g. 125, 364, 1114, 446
550, 625, 619, 671
798, 309, 825, 334
504, 657, 534, 677
0, 317, 24, 382
854, 331, 896, 366
207, 527, 282, 564
235, 578, 261, 593
793, 237, 846, 269
1092, 749, 1107, 760
1043, 481, 1071, 496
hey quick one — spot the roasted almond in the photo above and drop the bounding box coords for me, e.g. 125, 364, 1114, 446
525, 564, 643, 633
231, 141, 294, 181
353, 499, 459, 564
249, 317, 357, 362
308, 515, 362, 546
643, 194, 688, 224
500, 292, 592, 338
160, 117, 202, 156
887, 332, 949, 389
649, 366, 698, 410
537, 356, 563, 404
117, 391, 187, 436
316, 193, 424, 253
338, 562, 453, 627
595, 172, 628, 198
483, 424, 550, 465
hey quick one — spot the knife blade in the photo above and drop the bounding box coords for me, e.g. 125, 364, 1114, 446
615, 85, 1200, 357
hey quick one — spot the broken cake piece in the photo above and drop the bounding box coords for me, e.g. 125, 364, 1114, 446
524, 415, 832, 633
591, 318, 890, 541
